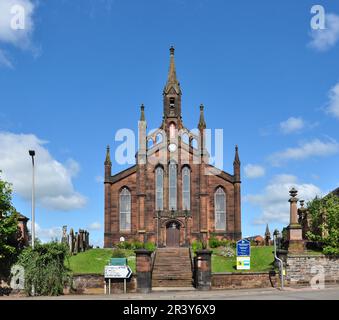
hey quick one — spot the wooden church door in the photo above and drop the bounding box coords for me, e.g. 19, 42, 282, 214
166, 223, 180, 247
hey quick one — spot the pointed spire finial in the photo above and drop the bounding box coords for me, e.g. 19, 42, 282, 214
105, 145, 111, 165
140, 104, 145, 121
164, 46, 181, 95
265, 224, 270, 235
234, 145, 240, 165
198, 104, 206, 130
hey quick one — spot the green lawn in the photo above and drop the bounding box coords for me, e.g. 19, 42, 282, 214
68, 246, 274, 275
67, 249, 136, 274
212, 246, 275, 273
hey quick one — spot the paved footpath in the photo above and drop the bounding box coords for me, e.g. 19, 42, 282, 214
2, 286, 339, 300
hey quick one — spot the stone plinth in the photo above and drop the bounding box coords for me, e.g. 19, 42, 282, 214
135, 249, 153, 293
287, 224, 304, 254
195, 250, 212, 291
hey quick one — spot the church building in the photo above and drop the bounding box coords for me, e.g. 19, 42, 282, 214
104, 47, 242, 248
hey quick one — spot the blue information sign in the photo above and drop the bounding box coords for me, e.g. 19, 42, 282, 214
236, 239, 251, 257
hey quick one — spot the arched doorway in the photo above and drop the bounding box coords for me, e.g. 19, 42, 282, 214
166, 221, 180, 247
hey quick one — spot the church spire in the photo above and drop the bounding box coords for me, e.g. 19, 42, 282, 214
163, 46, 181, 95
105, 145, 111, 166
234, 145, 240, 165
163, 46, 182, 121
198, 104, 206, 130
140, 104, 145, 121
233, 145, 241, 182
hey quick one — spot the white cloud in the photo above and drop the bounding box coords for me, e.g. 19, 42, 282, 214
0, 49, 13, 68
280, 117, 305, 134
268, 138, 339, 166
0, 0, 36, 67
326, 82, 339, 119
28, 221, 63, 243
0, 132, 87, 211
95, 175, 104, 183
244, 164, 265, 179
309, 13, 339, 51
88, 222, 102, 231
245, 174, 322, 225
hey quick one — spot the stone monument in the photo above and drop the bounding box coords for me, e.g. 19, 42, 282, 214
287, 188, 304, 253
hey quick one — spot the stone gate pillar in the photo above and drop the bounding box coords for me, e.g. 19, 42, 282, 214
135, 249, 153, 293
287, 188, 304, 254
195, 249, 212, 290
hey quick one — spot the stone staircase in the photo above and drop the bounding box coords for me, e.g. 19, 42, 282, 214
152, 247, 193, 288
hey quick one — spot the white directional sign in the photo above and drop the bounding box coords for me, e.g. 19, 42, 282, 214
104, 265, 132, 279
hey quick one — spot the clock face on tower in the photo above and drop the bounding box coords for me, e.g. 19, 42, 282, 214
168, 143, 177, 152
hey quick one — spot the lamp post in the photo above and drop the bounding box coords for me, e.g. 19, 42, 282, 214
29, 150, 35, 249
273, 229, 284, 290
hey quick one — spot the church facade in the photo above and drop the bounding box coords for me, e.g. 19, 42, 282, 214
104, 47, 242, 248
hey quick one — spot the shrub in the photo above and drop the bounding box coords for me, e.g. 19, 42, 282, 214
116, 241, 132, 250
307, 193, 339, 256
131, 241, 144, 250
17, 242, 71, 296
111, 248, 126, 258
191, 240, 203, 252
144, 242, 156, 252
208, 237, 219, 248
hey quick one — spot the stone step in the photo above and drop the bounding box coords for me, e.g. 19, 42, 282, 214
152, 280, 193, 287
153, 262, 191, 266
152, 248, 193, 288
153, 276, 192, 281
152, 287, 196, 292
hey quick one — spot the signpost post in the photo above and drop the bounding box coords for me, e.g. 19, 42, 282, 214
236, 239, 251, 270
104, 264, 132, 295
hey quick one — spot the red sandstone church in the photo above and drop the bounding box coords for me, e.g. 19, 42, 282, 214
104, 47, 242, 248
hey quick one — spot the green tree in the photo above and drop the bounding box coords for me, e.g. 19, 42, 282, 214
306, 193, 339, 255
18, 242, 72, 296
0, 172, 20, 279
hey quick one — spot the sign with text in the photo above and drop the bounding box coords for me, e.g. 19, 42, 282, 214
236, 257, 251, 270
236, 239, 251, 257
104, 265, 132, 279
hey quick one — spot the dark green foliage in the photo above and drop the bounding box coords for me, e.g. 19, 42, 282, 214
208, 237, 236, 249
17, 242, 71, 296
0, 173, 22, 280
111, 248, 126, 258
191, 240, 203, 252
306, 194, 339, 255
131, 241, 144, 250
115, 240, 156, 251
208, 237, 219, 248
144, 242, 156, 252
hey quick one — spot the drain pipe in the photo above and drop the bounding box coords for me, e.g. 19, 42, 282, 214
274, 232, 284, 290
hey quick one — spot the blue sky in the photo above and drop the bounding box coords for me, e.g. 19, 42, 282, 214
0, 0, 339, 246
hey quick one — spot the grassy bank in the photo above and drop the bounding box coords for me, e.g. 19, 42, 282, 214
68, 246, 275, 275
67, 248, 136, 274
212, 246, 275, 273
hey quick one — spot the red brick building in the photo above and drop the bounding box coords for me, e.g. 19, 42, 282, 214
104, 47, 242, 248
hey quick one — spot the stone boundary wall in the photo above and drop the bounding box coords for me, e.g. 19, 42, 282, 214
68, 274, 137, 295
286, 255, 339, 286
211, 272, 279, 289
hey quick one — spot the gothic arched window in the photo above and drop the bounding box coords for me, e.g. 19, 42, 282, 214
155, 167, 164, 211
169, 123, 176, 139
120, 188, 131, 231
169, 161, 177, 210
182, 167, 190, 210
215, 187, 226, 230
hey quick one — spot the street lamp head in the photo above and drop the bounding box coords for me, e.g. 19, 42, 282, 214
29, 150, 35, 157
273, 229, 280, 237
